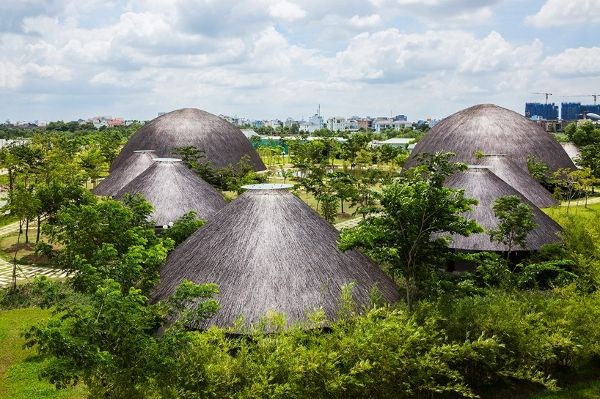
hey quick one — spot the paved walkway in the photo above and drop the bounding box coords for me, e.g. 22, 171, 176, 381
0, 220, 69, 287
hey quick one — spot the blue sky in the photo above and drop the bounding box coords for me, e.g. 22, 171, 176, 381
0, 0, 599, 122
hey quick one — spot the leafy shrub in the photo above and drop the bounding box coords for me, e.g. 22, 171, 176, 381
161, 211, 205, 246
517, 260, 578, 289
0, 276, 71, 309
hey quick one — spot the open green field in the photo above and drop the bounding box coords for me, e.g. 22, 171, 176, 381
544, 201, 600, 226
0, 308, 85, 399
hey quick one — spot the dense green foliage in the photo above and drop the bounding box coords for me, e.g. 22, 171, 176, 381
41, 195, 172, 294
173, 146, 267, 192
3, 124, 600, 398
339, 152, 481, 310
489, 195, 537, 258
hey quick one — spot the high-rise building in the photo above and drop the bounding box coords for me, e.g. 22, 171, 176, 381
525, 103, 558, 120
561, 103, 600, 120
581, 104, 600, 117
561, 103, 580, 121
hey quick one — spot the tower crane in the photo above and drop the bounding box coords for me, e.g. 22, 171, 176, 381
531, 92, 552, 104
560, 94, 599, 105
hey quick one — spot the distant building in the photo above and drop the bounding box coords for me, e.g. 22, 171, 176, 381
299, 114, 324, 133
582, 104, 600, 118
525, 103, 559, 120
370, 138, 413, 148
372, 118, 394, 132
356, 118, 372, 130
108, 118, 124, 127
561, 103, 581, 121
326, 117, 348, 131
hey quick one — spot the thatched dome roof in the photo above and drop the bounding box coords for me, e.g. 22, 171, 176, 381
151, 185, 399, 330
406, 104, 575, 171
93, 150, 156, 197
114, 158, 227, 226
445, 166, 561, 252
474, 154, 557, 208
110, 108, 266, 172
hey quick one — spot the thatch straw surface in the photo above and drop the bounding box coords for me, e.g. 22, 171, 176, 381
114, 159, 227, 226
406, 104, 575, 171
445, 167, 562, 252
110, 108, 266, 172
474, 154, 557, 208
151, 187, 399, 330
93, 150, 156, 197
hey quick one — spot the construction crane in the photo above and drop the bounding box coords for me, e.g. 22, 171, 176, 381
560, 94, 600, 105
531, 92, 553, 104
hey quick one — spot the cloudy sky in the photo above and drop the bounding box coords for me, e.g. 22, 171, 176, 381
1, 0, 599, 122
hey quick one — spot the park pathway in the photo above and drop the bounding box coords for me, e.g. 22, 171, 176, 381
0, 220, 68, 287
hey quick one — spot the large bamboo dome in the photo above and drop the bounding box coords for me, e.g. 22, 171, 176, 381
110, 108, 266, 172
151, 184, 399, 330
93, 150, 156, 197
445, 166, 561, 252
114, 158, 227, 226
406, 104, 575, 171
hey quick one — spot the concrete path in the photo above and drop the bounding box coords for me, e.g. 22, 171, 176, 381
0, 220, 68, 287
0, 260, 69, 287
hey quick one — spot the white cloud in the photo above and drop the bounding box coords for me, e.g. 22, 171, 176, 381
268, 0, 306, 21
543, 47, 600, 77
349, 14, 382, 28
329, 29, 541, 83
369, 0, 500, 25
0, 61, 24, 88
526, 0, 600, 27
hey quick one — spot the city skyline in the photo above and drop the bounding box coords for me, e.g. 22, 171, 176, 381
0, 0, 599, 122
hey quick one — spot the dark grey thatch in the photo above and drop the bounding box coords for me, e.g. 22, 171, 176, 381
93, 150, 156, 197
446, 166, 561, 252
406, 104, 575, 171
110, 108, 266, 172
474, 154, 557, 208
114, 158, 227, 226
151, 184, 399, 330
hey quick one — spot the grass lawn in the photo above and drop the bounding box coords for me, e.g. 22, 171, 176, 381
0, 307, 85, 399
543, 202, 600, 226
0, 232, 51, 265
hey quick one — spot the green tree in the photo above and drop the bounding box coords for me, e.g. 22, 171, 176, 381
43, 195, 171, 294
488, 195, 537, 260
576, 143, 600, 179
25, 279, 219, 398
564, 120, 600, 147
339, 152, 481, 311
161, 211, 205, 246
330, 171, 357, 214
527, 156, 552, 191
318, 191, 338, 223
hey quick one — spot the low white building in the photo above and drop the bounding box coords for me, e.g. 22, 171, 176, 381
327, 117, 348, 132
370, 138, 413, 148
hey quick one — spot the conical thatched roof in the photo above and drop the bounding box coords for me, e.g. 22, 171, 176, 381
445, 166, 561, 252
151, 184, 399, 330
406, 104, 575, 171
93, 150, 156, 197
110, 108, 266, 172
114, 158, 227, 226
474, 154, 557, 208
